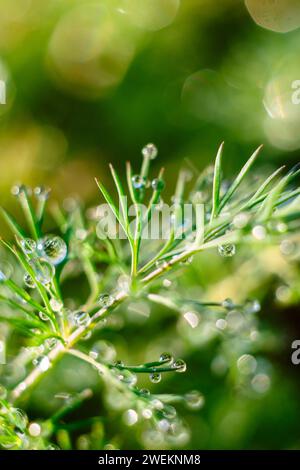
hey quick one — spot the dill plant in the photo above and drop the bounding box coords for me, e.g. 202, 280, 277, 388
0, 142, 299, 450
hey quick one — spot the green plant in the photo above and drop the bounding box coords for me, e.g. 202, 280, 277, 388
0, 143, 299, 450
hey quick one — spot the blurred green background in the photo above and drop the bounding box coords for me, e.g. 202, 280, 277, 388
1, 0, 300, 450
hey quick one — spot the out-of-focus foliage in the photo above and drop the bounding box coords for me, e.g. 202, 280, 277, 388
1, 0, 300, 450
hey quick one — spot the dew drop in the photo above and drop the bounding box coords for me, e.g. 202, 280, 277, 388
39, 311, 49, 322
132, 175, 146, 190
251, 373, 271, 394
98, 293, 114, 308
149, 372, 161, 383
73, 310, 91, 327
159, 352, 173, 364
233, 212, 249, 229
24, 273, 35, 289
172, 359, 187, 373
244, 299, 261, 314
10, 408, 28, 431
11, 184, 27, 197
151, 178, 165, 191
37, 235, 67, 265
33, 355, 51, 372
237, 354, 257, 375
218, 244, 236, 257
50, 298, 63, 312
20, 238, 36, 254
28, 422, 41, 437
252, 225, 267, 240
161, 405, 177, 420
30, 259, 55, 285
140, 388, 150, 396
184, 390, 205, 410
123, 409, 138, 426
34, 186, 50, 201
142, 143, 158, 160
45, 337, 57, 350
222, 298, 235, 310
216, 318, 227, 330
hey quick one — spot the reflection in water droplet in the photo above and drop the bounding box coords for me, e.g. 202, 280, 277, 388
184, 390, 205, 410
218, 244, 236, 257
149, 372, 161, 383
172, 359, 187, 373
98, 293, 114, 308
20, 238, 36, 254
24, 273, 35, 289
37, 235, 67, 265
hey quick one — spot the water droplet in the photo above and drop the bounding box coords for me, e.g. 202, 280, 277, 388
149, 372, 161, 383
180, 255, 194, 265
132, 175, 146, 190
244, 299, 261, 314
252, 225, 267, 240
151, 178, 165, 191
0, 261, 13, 282
140, 388, 150, 396
172, 359, 187, 373
162, 278, 172, 288
89, 340, 116, 363
39, 311, 49, 322
98, 293, 114, 308
23, 273, 35, 289
233, 212, 249, 229
121, 370, 137, 386
28, 422, 41, 437
33, 355, 51, 372
159, 352, 173, 364
20, 238, 36, 254
142, 143, 158, 160
30, 259, 55, 285
47, 444, 60, 450
123, 409, 138, 426
34, 186, 51, 201
45, 337, 57, 350
37, 235, 67, 265
184, 390, 205, 410
50, 298, 63, 312
73, 311, 91, 327
11, 184, 27, 197
10, 408, 28, 431
218, 244, 236, 257
237, 354, 257, 375
183, 311, 199, 328
251, 373, 271, 394
222, 298, 235, 310
142, 408, 153, 419
280, 239, 297, 256
216, 318, 227, 330
161, 405, 177, 420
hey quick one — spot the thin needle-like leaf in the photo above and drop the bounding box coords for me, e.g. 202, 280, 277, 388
219, 145, 263, 212
210, 141, 224, 222
0, 208, 27, 238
